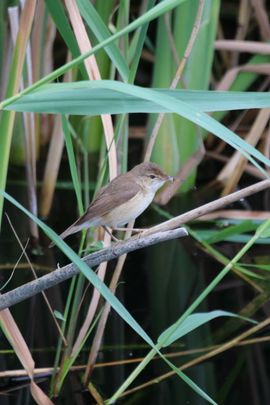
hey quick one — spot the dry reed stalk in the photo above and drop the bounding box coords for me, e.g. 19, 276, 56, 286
217, 109, 270, 194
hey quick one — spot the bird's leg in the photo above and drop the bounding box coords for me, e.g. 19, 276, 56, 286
103, 226, 120, 242
103, 226, 146, 240
113, 227, 145, 233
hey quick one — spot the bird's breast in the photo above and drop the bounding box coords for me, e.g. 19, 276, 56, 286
100, 189, 155, 227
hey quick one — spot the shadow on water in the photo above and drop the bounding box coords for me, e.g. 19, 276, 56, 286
1, 169, 270, 404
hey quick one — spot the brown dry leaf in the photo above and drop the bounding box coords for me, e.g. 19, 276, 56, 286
0, 309, 34, 375
250, 0, 270, 41
71, 233, 112, 357
215, 39, 270, 54
216, 64, 270, 90
31, 382, 54, 405
40, 115, 64, 217
0, 308, 54, 405
217, 109, 270, 194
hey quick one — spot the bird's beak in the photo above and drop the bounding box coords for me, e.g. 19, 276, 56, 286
167, 175, 175, 182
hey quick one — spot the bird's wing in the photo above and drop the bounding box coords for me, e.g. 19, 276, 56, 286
50, 174, 140, 245
76, 174, 141, 225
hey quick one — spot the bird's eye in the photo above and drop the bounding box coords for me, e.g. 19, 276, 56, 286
149, 174, 156, 179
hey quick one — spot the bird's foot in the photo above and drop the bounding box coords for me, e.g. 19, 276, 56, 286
103, 226, 146, 241
113, 227, 145, 233
103, 226, 121, 242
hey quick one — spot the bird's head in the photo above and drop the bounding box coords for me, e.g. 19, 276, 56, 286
131, 162, 174, 192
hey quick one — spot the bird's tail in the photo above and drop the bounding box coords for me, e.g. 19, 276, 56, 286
49, 216, 89, 248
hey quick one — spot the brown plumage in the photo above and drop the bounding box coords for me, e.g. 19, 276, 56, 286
50, 162, 172, 246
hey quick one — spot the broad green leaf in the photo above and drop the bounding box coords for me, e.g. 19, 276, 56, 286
5, 82, 270, 115
4, 80, 270, 173
158, 310, 255, 348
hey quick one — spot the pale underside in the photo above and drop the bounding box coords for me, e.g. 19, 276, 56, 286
59, 173, 155, 239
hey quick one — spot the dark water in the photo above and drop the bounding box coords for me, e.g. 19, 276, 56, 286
1, 167, 270, 405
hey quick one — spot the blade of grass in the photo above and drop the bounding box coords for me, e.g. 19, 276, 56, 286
128, 0, 156, 83
194, 230, 270, 245
158, 310, 256, 348
53, 309, 101, 394
44, 0, 88, 79
204, 220, 257, 244
77, 0, 129, 81
62, 115, 84, 214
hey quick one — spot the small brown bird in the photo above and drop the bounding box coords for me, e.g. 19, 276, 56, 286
52, 162, 173, 245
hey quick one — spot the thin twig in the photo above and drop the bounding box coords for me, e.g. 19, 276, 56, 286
144, 0, 204, 161
4, 214, 67, 345
0, 238, 29, 292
